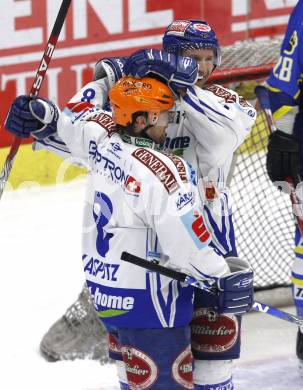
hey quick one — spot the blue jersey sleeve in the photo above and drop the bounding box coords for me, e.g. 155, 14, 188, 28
267, 1, 303, 100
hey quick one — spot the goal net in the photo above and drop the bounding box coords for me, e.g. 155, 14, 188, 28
210, 39, 294, 292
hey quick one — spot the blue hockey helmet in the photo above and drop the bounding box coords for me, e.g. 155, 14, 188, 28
162, 20, 221, 67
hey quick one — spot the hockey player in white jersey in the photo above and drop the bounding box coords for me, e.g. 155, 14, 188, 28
5, 74, 254, 389
7, 19, 256, 389
123, 20, 256, 389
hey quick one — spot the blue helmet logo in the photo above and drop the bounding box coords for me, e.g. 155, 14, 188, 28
162, 19, 221, 67
93, 192, 114, 257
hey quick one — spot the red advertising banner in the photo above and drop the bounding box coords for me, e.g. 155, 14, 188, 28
204, 0, 296, 44
0, 0, 296, 147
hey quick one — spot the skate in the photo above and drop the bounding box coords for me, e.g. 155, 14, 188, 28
297, 328, 303, 366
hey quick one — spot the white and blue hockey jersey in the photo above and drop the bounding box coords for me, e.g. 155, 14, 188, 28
34, 70, 256, 259
56, 108, 229, 329
35, 76, 256, 188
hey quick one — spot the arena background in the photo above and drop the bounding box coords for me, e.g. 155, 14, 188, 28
0, 0, 296, 188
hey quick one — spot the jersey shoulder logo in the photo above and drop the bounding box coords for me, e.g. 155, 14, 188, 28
204, 85, 237, 103
162, 151, 188, 183
132, 148, 179, 194
87, 112, 116, 136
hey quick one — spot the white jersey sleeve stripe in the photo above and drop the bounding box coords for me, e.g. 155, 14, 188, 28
183, 94, 223, 126
188, 87, 232, 120
148, 272, 168, 327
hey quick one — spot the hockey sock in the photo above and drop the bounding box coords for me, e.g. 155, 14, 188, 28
119, 382, 130, 390
194, 377, 234, 390
193, 360, 234, 390
116, 361, 130, 390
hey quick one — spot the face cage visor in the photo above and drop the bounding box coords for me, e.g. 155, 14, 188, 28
177, 43, 221, 68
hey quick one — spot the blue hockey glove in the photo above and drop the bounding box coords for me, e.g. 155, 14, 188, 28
94, 56, 126, 87
215, 257, 254, 315
5, 95, 59, 140
123, 48, 198, 93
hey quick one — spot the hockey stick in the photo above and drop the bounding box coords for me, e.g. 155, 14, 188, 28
0, 0, 72, 200
255, 85, 303, 235
121, 251, 303, 326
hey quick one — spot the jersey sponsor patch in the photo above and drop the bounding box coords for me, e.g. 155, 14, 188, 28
238, 96, 251, 108
122, 346, 159, 390
190, 308, 238, 353
176, 191, 195, 211
172, 345, 194, 389
89, 141, 130, 185
163, 135, 190, 155
162, 151, 188, 183
108, 332, 122, 356
106, 141, 123, 160
205, 85, 255, 117
204, 85, 237, 103
180, 208, 211, 249
83, 255, 119, 282
89, 285, 135, 316
166, 20, 191, 36
132, 148, 179, 194
87, 112, 116, 136
202, 179, 218, 201
125, 175, 141, 194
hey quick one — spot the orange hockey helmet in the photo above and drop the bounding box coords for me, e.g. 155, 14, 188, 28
108, 76, 174, 127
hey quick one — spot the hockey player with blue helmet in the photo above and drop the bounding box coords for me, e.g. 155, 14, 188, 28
162, 19, 221, 66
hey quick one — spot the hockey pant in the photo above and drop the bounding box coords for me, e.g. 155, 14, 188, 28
107, 289, 240, 389
108, 325, 194, 390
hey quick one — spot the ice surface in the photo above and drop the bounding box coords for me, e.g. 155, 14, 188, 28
0, 180, 302, 389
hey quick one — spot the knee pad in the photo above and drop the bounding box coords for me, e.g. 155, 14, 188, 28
193, 359, 233, 389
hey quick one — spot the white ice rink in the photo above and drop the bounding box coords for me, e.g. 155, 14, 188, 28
1, 179, 302, 389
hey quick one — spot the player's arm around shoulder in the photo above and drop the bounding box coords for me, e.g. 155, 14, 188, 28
63, 56, 127, 120
132, 148, 229, 280
33, 77, 111, 157
63, 79, 110, 120
57, 108, 114, 162
209, 84, 256, 142
183, 84, 256, 146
